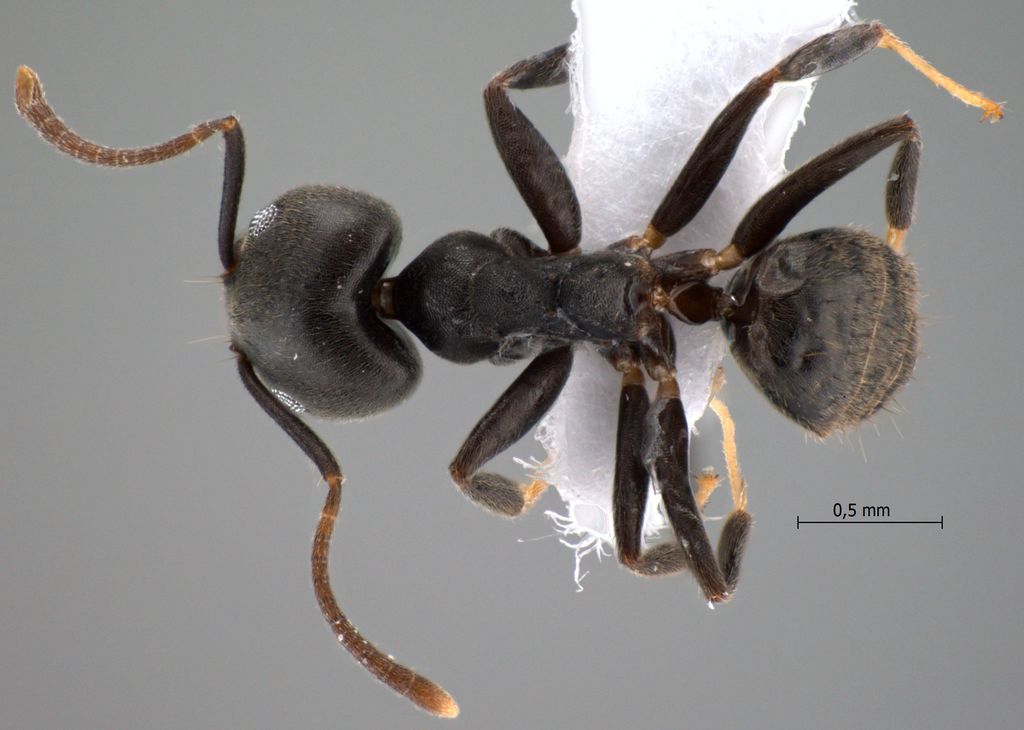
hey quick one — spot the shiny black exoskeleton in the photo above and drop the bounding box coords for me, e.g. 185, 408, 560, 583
18, 18, 1002, 718
388, 231, 659, 363
226, 186, 420, 419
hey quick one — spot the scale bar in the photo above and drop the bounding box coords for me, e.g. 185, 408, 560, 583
797, 516, 943, 529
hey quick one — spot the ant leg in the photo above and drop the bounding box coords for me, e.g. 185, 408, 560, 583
15, 66, 244, 272
646, 376, 730, 602
638, 22, 1000, 251
719, 115, 921, 269
611, 362, 651, 568
485, 45, 582, 255
235, 353, 457, 718
707, 371, 753, 592
609, 355, 691, 577
884, 127, 921, 255
717, 510, 753, 593
610, 361, 752, 585
875, 28, 1004, 122
450, 347, 573, 517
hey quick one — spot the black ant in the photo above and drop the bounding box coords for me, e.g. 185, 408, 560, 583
16, 21, 1002, 718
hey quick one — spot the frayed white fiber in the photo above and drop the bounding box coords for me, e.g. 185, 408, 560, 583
530, 0, 854, 580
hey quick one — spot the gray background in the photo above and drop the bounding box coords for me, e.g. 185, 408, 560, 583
2, 2, 1021, 728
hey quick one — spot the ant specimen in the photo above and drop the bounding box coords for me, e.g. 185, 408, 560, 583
16, 21, 1001, 718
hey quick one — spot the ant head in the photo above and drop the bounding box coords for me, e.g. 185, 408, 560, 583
724, 228, 918, 437
225, 185, 421, 419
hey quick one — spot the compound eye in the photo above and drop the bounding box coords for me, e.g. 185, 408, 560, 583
726, 229, 918, 436
247, 203, 277, 240
232, 203, 279, 262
